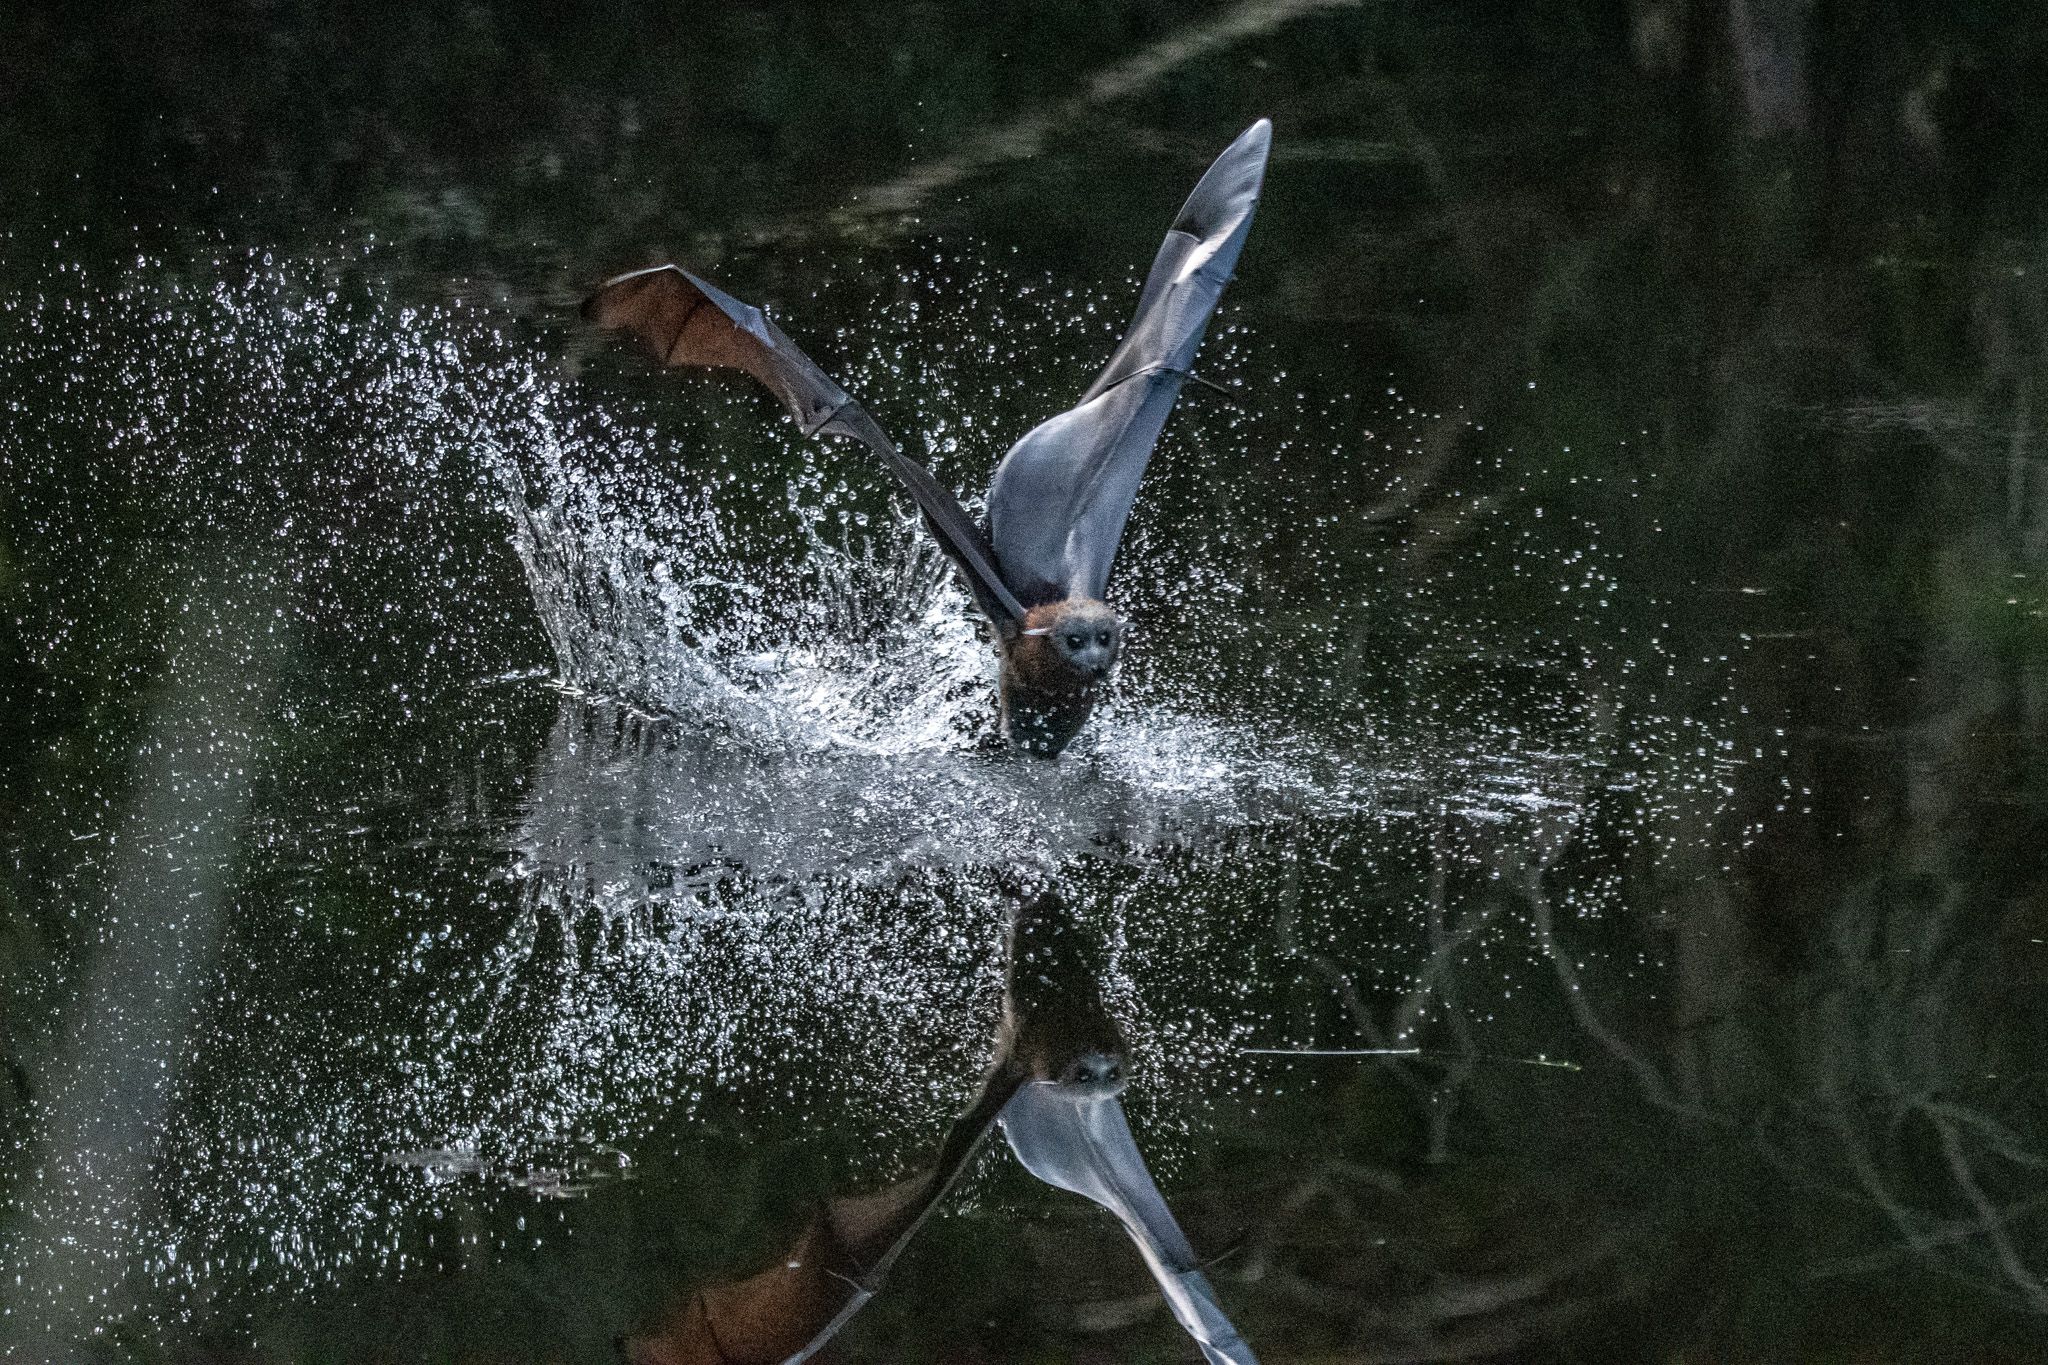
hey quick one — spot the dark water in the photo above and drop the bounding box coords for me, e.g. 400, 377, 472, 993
3, 3, 2047, 1361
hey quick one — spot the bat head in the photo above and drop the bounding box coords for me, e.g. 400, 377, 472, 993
1017, 598, 1124, 684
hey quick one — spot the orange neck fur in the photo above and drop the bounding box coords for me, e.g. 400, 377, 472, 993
994, 599, 1119, 755
1003, 603, 1101, 700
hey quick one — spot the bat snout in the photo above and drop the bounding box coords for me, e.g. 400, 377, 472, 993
1070, 641, 1118, 681
1058, 1050, 1127, 1097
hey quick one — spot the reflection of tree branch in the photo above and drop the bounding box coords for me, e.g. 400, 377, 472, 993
1405, 809, 1484, 1162
1791, 899, 2048, 1311
1914, 1099, 2048, 1173
1804, 1108, 2048, 1309
1932, 1109, 2048, 1312
1271, 1246, 1639, 1364
1522, 833, 1699, 1118
1272, 852, 1436, 1116
1235, 1167, 1362, 1288
1387, 812, 1498, 1047
1822, 1095, 1942, 1269
1805, 1194, 2048, 1283
1358, 73, 1488, 293
1773, 832, 2048, 1305
829, 0, 1364, 223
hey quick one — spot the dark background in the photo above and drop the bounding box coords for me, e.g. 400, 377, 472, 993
4, 2, 2048, 1361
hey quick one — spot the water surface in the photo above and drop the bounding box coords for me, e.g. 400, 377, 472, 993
3, 4, 2046, 1360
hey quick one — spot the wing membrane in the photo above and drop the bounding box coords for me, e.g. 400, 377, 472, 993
1001, 1083, 1257, 1365
621, 1066, 1024, 1365
986, 119, 1271, 605
585, 265, 1026, 625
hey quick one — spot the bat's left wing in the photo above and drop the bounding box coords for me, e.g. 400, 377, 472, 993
622, 1066, 1024, 1365
999, 1083, 1257, 1364
985, 120, 1271, 606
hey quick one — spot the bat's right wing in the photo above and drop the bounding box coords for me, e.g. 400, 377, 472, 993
1000, 1083, 1257, 1365
585, 265, 1027, 626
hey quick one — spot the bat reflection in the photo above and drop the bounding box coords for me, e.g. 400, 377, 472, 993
621, 890, 1252, 1364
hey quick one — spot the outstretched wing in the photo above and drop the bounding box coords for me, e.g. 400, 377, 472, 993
1000, 1084, 1257, 1365
585, 265, 1027, 625
986, 119, 1271, 606
620, 1065, 1023, 1365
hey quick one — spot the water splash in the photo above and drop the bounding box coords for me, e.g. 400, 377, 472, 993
0, 241, 1741, 1351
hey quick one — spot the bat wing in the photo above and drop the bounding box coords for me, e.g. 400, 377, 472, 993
1000, 1083, 1257, 1364
621, 1066, 1023, 1365
838, 1063, 1024, 1283
985, 119, 1271, 605
585, 265, 1027, 625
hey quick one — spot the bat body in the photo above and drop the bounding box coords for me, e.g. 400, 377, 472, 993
618, 890, 1253, 1364
584, 121, 1271, 755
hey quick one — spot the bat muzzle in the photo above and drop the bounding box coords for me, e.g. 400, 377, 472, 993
1052, 1050, 1128, 1099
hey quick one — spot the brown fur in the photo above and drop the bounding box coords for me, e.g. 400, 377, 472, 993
995, 888, 1126, 1081
996, 599, 1120, 756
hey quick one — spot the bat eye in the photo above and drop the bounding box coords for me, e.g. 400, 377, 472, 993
1096, 631, 1111, 646
1065, 634, 1084, 649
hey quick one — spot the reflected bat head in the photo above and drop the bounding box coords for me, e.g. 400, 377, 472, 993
1001, 884, 1129, 1095
1018, 598, 1124, 683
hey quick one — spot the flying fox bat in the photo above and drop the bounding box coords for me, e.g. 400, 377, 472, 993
583, 119, 1271, 755
618, 890, 1254, 1365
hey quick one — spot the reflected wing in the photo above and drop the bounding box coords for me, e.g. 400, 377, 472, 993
986, 120, 1271, 605
1000, 1084, 1257, 1364
585, 265, 1027, 625
621, 1067, 1023, 1365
